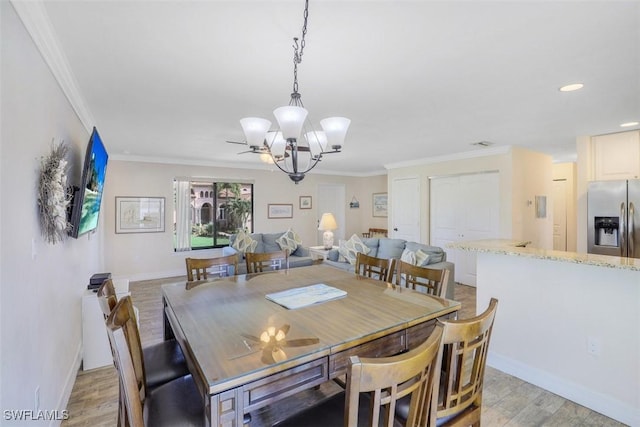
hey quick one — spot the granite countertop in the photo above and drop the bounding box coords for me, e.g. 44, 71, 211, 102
448, 239, 640, 271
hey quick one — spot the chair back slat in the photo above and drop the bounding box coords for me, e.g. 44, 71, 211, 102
97, 279, 118, 319
185, 254, 239, 281
106, 296, 147, 427
245, 251, 289, 273
395, 260, 449, 298
355, 252, 395, 282
345, 324, 444, 427
437, 298, 498, 424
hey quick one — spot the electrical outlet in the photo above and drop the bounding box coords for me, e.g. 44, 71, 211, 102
587, 336, 601, 356
35, 386, 40, 411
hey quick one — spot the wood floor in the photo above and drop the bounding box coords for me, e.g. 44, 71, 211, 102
62, 276, 627, 427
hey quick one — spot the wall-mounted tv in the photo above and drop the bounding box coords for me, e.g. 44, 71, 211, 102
68, 127, 109, 238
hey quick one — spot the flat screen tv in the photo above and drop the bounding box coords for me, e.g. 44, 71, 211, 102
68, 127, 109, 238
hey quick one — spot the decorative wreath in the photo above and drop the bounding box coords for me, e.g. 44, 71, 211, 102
38, 142, 72, 244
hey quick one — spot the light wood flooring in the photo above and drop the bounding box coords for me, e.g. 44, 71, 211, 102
62, 276, 627, 427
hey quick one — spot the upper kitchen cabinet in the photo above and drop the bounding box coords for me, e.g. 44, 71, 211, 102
593, 130, 640, 180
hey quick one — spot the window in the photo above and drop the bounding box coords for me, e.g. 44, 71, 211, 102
174, 180, 254, 250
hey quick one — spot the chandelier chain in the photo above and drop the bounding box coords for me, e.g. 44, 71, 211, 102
292, 0, 309, 94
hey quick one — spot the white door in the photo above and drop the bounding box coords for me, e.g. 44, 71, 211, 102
317, 184, 345, 245
430, 172, 500, 286
391, 177, 420, 241
553, 179, 567, 251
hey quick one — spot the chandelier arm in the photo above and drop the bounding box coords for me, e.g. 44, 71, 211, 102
301, 156, 322, 174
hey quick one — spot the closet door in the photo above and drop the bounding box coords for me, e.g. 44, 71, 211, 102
430, 172, 499, 286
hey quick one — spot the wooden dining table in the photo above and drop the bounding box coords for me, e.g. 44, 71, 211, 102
162, 264, 460, 427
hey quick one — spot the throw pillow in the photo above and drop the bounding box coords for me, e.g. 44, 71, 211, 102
276, 228, 302, 253
400, 248, 416, 265
337, 240, 347, 262
339, 234, 371, 265
232, 230, 257, 254
415, 249, 431, 267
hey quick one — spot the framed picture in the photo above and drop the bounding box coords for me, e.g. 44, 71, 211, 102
299, 196, 312, 209
268, 204, 293, 219
116, 197, 165, 233
372, 193, 388, 217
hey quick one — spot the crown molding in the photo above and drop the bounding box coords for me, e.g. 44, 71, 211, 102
384, 145, 512, 170
109, 153, 387, 178
11, 0, 94, 134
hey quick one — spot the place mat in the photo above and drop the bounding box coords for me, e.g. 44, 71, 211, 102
266, 283, 347, 310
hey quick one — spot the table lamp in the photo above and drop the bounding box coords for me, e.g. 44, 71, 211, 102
318, 213, 338, 249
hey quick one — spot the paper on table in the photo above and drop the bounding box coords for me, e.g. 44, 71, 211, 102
266, 283, 347, 310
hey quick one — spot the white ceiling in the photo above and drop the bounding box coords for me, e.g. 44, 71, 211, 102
36, 1, 640, 175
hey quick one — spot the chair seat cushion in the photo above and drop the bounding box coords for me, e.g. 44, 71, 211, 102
143, 339, 189, 389
275, 392, 403, 427
144, 375, 203, 426
395, 394, 458, 427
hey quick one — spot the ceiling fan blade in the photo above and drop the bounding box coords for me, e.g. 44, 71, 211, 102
226, 140, 247, 145
282, 338, 320, 347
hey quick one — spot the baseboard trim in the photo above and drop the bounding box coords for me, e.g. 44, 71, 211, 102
488, 352, 639, 426
53, 342, 82, 427
122, 269, 186, 282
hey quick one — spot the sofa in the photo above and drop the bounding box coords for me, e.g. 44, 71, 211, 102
222, 231, 314, 275
323, 237, 455, 300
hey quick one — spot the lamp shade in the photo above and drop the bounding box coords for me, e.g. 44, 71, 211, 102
240, 118, 271, 147
265, 131, 286, 159
318, 213, 338, 231
273, 106, 308, 140
320, 117, 351, 149
305, 131, 328, 155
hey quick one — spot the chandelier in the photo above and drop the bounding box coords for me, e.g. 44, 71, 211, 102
237, 0, 350, 184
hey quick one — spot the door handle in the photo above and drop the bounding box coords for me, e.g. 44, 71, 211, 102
629, 202, 635, 258
620, 202, 626, 257
393, 228, 398, 231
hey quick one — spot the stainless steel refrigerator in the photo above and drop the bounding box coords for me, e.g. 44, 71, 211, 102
587, 179, 640, 258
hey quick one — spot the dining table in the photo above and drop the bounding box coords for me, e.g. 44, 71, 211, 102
162, 264, 460, 427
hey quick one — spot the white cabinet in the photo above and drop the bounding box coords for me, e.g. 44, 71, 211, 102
593, 130, 640, 180
82, 279, 129, 370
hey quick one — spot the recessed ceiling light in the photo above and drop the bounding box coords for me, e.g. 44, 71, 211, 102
559, 83, 584, 92
620, 121, 639, 128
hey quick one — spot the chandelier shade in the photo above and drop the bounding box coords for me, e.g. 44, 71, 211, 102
239, 118, 271, 147
320, 117, 351, 150
305, 131, 328, 153
233, 0, 350, 184
273, 106, 308, 140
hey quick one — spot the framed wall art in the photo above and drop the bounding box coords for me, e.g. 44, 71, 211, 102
299, 196, 312, 209
116, 196, 165, 233
268, 204, 293, 219
372, 193, 388, 217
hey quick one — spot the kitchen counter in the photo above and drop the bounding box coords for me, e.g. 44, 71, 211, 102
448, 239, 640, 271
458, 239, 639, 426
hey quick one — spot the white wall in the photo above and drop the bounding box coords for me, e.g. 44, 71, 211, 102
511, 147, 554, 249
1, 2, 102, 422
103, 160, 387, 280
386, 146, 554, 249
477, 252, 640, 426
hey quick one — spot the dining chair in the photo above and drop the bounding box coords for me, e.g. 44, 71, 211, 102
394, 260, 450, 298
275, 323, 445, 427
355, 252, 395, 282
395, 298, 499, 427
105, 295, 204, 427
185, 254, 238, 281
96, 280, 189, 390
245, 250, 289, 273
